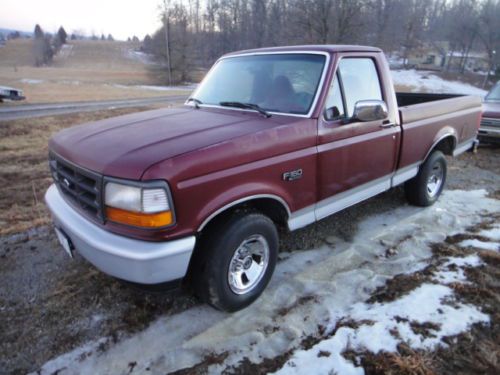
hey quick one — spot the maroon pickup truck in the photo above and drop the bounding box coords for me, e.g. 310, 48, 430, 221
479, 81, 500, 144
45, 45, 481, 311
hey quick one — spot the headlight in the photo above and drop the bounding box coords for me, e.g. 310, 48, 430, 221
104, 179, 174, 228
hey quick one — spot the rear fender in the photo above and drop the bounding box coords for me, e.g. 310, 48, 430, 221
423, 127, 458, 161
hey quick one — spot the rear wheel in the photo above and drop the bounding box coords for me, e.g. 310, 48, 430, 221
194, 212, 278, 312
405, 150, 447, 206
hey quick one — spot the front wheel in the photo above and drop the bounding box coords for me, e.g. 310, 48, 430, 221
195, 212, 278, 312
405, 150, 447, 207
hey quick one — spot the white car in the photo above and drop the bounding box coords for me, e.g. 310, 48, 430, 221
0, 85, 25, 102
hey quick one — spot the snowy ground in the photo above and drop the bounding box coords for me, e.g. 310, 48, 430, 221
391, 69, 487, 96
35, 189, 500, 375
126, 50, 156, 65
19, 78, 44, 84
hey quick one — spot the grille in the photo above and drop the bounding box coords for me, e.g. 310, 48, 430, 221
481, 118, 500, 127
49, 153, 104, 222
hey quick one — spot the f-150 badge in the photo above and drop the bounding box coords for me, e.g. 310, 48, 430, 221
283, 169, 303, 181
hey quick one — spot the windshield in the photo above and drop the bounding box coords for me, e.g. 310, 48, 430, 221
485, 83, 500, 102
193, 54, 327, 115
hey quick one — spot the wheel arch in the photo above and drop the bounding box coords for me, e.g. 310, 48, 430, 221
197, 194, 291, 233
423, 131, 457, 162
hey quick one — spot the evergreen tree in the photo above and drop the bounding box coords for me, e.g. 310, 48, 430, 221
57, 26, 67, 44
34, 24, 44, 39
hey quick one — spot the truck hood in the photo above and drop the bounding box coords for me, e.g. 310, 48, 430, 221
483, 101, 500, 119
50, 107, 280, 180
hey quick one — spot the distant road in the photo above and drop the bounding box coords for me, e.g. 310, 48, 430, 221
0, 95, 189, 121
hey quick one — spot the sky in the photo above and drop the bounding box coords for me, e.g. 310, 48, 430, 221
0, 0, 164, 40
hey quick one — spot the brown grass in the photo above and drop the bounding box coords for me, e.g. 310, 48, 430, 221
0, 105, 168, 236
354, 345, 437, 375
0, 39, 190, 103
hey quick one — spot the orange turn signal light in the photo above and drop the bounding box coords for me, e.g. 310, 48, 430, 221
106, 206, 173, 228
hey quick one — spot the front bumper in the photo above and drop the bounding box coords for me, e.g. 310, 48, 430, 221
45, 184, 196, 284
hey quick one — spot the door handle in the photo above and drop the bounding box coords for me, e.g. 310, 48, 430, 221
380, 122, 396, 128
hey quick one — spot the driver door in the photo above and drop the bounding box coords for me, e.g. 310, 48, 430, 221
316, 56, 399, 219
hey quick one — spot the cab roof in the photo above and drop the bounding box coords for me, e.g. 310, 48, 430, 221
223, 45, 382, 58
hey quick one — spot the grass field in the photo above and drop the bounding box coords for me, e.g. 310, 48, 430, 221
0, 104, 171, 236
0, 39, 188, 103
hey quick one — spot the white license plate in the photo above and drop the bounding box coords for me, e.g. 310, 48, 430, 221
55, 227, 73, 258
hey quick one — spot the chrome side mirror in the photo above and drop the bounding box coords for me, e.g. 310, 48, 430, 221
352, 100, 388, 122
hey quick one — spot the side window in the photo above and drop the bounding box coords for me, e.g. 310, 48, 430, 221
338, 58, 382, 117
323, 73, 345, 121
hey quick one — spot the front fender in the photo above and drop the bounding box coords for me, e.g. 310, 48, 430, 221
194, 182, 292, 231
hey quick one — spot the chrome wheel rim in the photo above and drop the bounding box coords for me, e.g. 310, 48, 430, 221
427, 163, 444, 198
228, 234, 269, 295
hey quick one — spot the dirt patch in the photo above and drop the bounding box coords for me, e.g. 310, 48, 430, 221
170, 352, 229, 375
367, 268, 434, 304
276, 295, 318, 317
0, 233, 198, 374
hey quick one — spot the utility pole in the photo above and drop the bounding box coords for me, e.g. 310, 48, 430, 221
163, 0, 173, 86
483, 50, 496, 89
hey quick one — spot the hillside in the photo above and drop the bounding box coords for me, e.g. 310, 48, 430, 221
0, 39, 188, 103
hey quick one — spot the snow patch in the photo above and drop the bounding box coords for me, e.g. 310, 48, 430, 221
126, 49, 155, 65
20, 78, 43, 84
57, 44, 74, 59
459, 239, 500, 251
479, 224, 500, 241
432, 254, 483, 284
34, 190, 500, 375
391, 69, 487, 96
275, 283, 489, 375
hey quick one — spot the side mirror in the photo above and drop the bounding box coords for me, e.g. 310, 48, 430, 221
352, 100, 388, 122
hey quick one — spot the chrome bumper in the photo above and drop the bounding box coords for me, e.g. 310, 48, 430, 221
478, 126, 500, 139
45, 184, 196, 284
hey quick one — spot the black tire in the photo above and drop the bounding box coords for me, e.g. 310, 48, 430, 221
405, 150, 447, 207
194, 212, 278, 312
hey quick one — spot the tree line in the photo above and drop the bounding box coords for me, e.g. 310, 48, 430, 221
33, 25, 67, 66
31, 24, 114, 66
140, 0, 500, 84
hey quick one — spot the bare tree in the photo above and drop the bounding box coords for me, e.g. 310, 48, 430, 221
141, 0, 499, 83
478, 0, 500, 86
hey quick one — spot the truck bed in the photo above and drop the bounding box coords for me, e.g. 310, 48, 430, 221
396, 92, 461, 106
397, 93, 481, 123
396, 92, 482, 169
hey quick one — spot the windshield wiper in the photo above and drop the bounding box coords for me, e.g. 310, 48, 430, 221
219, 101, 271, 118
187, 97, 202, 109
